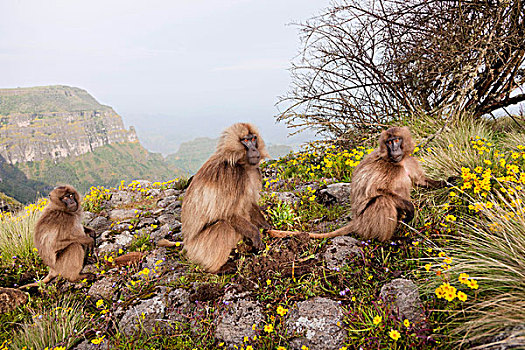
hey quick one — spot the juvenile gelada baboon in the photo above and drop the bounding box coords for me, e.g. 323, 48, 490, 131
20, 185, 95, 288
268, 126, 452, 241
160, 123, 270, 272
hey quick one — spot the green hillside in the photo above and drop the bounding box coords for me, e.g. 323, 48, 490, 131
165, 137, 218, 174
166, 137, 293, 175
0, 155, 49, 203
14, 142, 181, 197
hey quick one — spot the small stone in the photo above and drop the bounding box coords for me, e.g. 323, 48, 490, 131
0, 288, 29, 313
158, 214, 176, 225
157, 196, 178, 208
109, 209, 142, 221
215, 299, 264, 345
323, 236, 361, 270
286, 297, 345, 350
88, 275, 120, 300
118, 295, 166, 335
380, 278, 425, 325
271, 191, 300, 204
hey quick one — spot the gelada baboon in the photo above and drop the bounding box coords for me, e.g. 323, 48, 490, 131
20, 185, 95, 288
160, 123, 270, 273
268, 127, 451, 241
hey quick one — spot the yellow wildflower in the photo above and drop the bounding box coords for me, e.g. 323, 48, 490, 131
91, 335, 105, 345
264, 324, 274, 333
277, 305, 288, 316
373, 315, 382, 325
389, 329, 401, 341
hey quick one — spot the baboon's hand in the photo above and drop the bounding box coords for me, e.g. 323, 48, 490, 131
251, 232, 264, 251
402, 200, 415, 223
259, 220, 271, 230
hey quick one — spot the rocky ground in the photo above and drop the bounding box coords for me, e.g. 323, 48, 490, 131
31, 180, 420, 350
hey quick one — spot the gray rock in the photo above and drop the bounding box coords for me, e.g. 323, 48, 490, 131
118, 295, 166, 335
323, 236, 361, 270
98, 231, 134, 254
150, 220, 182, 242
109, 191, 140, 206
157, 196, 178, 208
165, 201, 182, 213
111, 223, 132, 233
153, 208, 165, 215
380, 279, 425, 325
165, 288, 192, 322
158, 213, 177, 225
74, 339, 101, 350
271, 191, 300, 204
82, 211, 96, 224
87, 216, 111, 233
215, 299, 264, 345
88, 275, 120, 300
319, 182, 352, 205
164, 189, 179, 197
109, 209, 141, 221
286, 297, 345, 350
136, 217, 158, 229
149, 189, 161, 197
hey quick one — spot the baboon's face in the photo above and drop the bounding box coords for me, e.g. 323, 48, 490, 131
240, 133, 261, 165
61, 191, 78, 212
52, 186, 79, 212
386, 136, 404, 162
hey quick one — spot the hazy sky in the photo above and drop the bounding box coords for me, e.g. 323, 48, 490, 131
0, 0, 328, 151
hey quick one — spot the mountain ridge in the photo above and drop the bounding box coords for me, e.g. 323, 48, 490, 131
0, 85, 179, 203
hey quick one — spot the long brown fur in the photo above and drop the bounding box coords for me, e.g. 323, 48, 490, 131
20, 185, 94, 288
268, 127, 449, 241
163, 123, 270, 273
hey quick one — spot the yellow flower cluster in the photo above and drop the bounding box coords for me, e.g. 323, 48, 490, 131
458, 273, 479, 290
435, 282, 458, 301
461, 166, 491, 194
268, 144, 374, 181
83, 186, 111, 212
471, 137, 493, 155
0, 197, 47, 223
373, 315, 382, 325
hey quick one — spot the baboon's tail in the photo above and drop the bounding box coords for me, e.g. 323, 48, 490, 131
266, 222, 354, 239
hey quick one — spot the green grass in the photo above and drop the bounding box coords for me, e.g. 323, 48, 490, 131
441, 191, 525, 347
10, 298, 91, 350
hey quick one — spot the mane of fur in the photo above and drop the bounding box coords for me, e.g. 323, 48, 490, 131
377, 126, 415, 160
215, 123, 270, 166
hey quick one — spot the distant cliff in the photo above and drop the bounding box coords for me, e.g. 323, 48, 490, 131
0, 85, 180, 203
0, 86, 137, 164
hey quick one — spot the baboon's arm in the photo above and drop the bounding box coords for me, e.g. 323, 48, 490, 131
249, 204, 271, 229
230, 214, 264, 249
